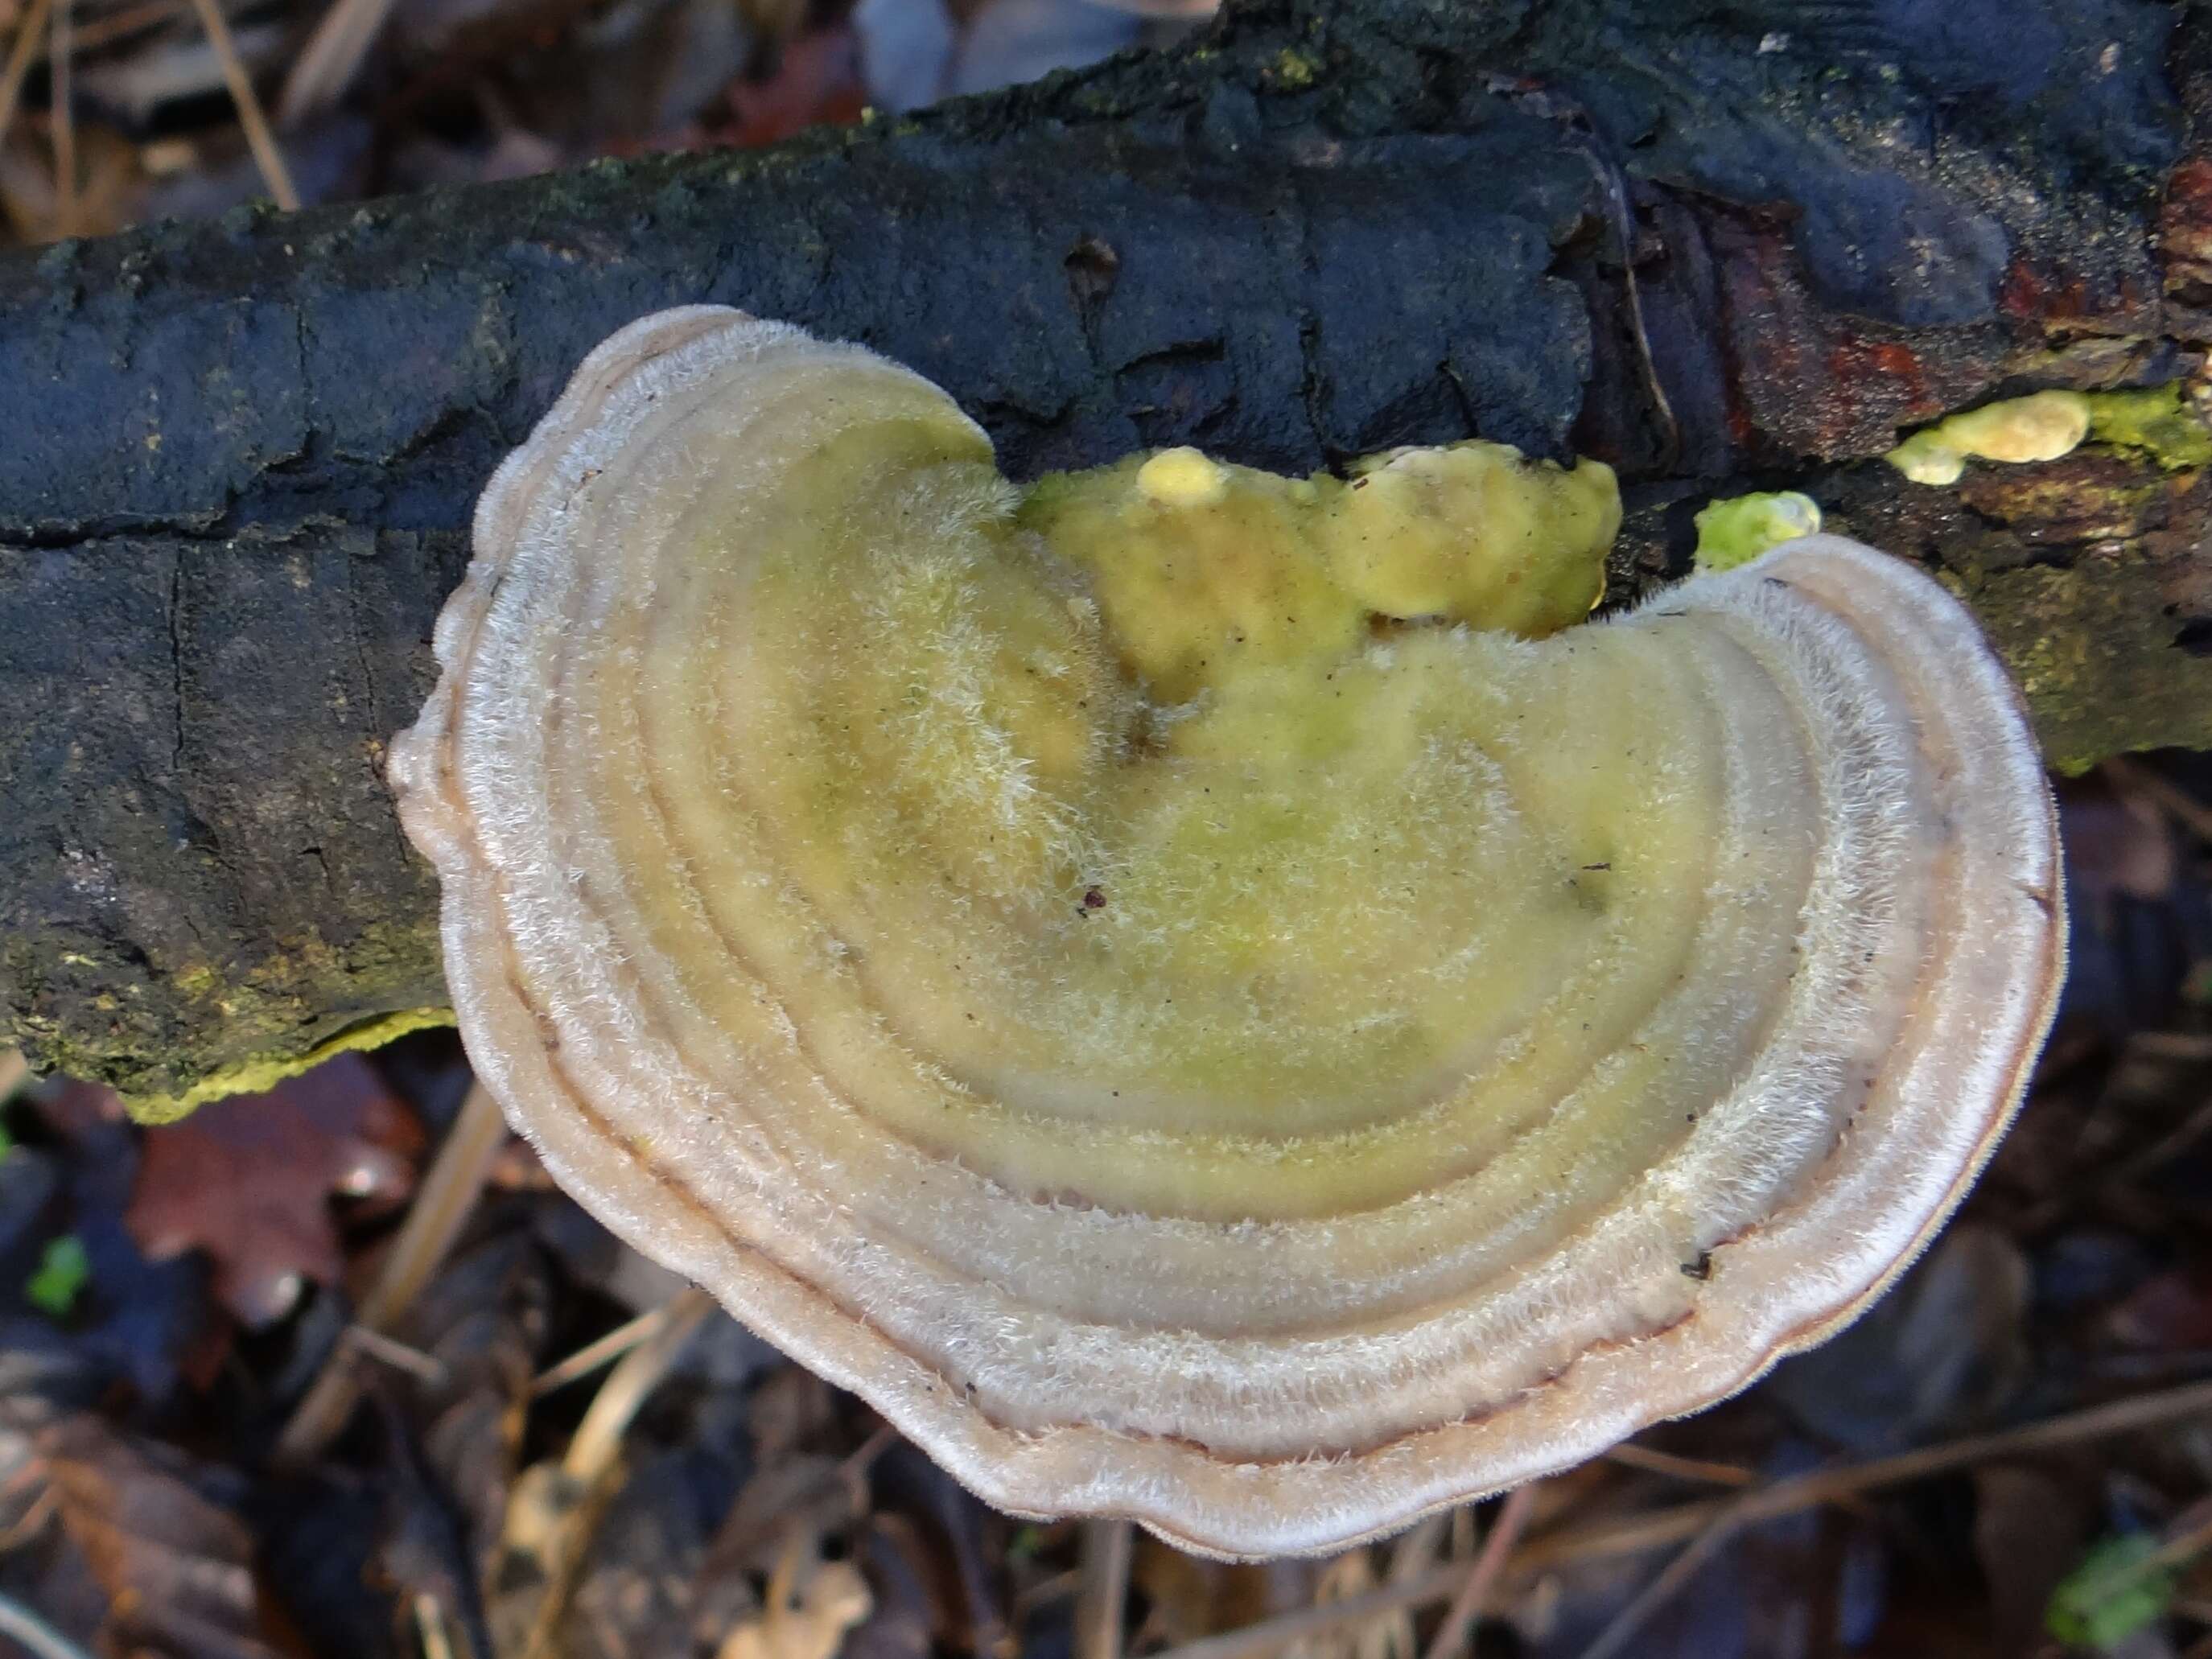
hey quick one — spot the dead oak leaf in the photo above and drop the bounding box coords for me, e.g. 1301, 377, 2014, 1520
126, 1054, 422, 1325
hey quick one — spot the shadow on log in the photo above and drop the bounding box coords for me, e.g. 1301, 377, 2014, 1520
4, 0, 2211, 1106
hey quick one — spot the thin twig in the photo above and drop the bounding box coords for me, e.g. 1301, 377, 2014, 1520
1516, 1375, 2212, 1575
1423, 1483, 1539, 1659
559, 1286, 711, 1484
513, 1286, 714, 1659
0, 0, 56, 147
182, 0, 296, 208
0, 1488, 56, 1553
1573, 1501, 1746, 1659
1073, 1519, 1134, 1659
1013, 1570, 1081, 1623
2146, 1509, 2212, 1577
0, 0, 157, 76
0, 1589, 96, 1659
836, 1420, 899, 1486
1601, 1440, 1755, 1488
343, 1323, 448, 1385
65, 0, 183, 54
2099, 1091, 2212, 1196
2130, 1033, 2212, 1062
1597, 1374, 2212, 1550
529, 1302, 669, 1397
274, 1079, 509, 1467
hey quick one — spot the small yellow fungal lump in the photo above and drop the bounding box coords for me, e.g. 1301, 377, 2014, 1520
1887, 389, 2093, 485
1135, 445, 1231, 506
1692, 491, 1822, 572
1019, 438, 1615, 703
393, 308, 2064, 1559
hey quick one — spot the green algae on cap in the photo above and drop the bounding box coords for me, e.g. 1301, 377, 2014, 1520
390, 307, 2065, 1558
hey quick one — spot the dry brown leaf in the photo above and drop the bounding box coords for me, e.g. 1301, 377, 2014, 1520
126, 1052, 421, 1324
43, 1410, 286, 1659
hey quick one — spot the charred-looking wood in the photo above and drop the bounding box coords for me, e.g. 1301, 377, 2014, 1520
2, 0, 2208, 1107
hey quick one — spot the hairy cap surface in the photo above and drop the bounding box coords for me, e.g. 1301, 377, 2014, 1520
390, 307, 2063, 1557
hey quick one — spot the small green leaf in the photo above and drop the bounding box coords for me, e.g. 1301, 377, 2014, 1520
2047, 1533, 2173, 1650
25, 1234, 90, 1318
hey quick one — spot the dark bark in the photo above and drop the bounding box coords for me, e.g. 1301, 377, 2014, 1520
5, 0, 2210, 1105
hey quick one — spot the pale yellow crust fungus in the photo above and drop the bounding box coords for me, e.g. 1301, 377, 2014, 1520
1886, 389, 2094, 485
390, 307, 2065, 1558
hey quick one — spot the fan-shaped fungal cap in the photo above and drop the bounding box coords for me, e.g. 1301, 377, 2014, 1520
389, 307, 2064, 1559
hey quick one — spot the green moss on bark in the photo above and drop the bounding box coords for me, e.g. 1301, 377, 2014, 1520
1946, 558, 2212, 773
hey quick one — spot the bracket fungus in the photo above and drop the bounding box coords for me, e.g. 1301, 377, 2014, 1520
390, 307, 2065, 1558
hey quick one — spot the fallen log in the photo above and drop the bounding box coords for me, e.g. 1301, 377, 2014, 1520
4, 0, 2209, 1108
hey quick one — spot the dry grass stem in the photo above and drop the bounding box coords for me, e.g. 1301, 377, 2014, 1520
1422, 1483, 1539, 1659
1600, 1440, 1757, 1488
559, 1285, 712, 1484
183, 0, 295, 206
45, 0, 68, 234
412, 1593, 456, 1659
342, 1323, 449, 1385
0, 1590, 95, 1659
276, 0, 395, 126
1572, 1502, 1748, 1659
0, 0, 48, 155
511, 1286, 715, 1659
1073, 1518, 1134, 1659
530, 1302, 673, 1397
274, 1078, 509, 1465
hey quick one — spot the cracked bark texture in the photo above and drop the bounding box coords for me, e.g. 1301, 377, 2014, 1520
5, 0, 2212, 1105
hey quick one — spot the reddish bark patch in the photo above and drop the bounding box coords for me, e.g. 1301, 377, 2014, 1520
2161, 158, 2212, 303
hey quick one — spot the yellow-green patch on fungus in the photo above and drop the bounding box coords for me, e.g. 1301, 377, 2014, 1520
1017, 441, 1617, 702
1692, 491, 1823, 572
